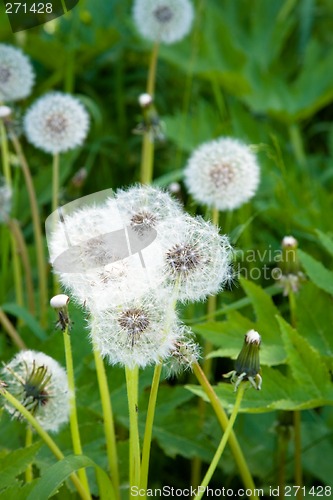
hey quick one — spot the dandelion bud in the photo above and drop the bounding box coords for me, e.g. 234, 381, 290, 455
50, 294, 71, 331
1, 350, 70, 432
274, 235, 305, 296
184, 137, 260, 211
0, 44, 35, 102
139, 93, 153, 108
224, 329, 262, 391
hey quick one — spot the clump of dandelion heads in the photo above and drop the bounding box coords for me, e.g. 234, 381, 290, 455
0, 177, 12, 223
24, 92, 89, 154
184, 137, 260, 211
90, 292, 185, 369
161, 215, 233, 302
1, 350, 69, 432
133, 0, 194, 45
0, 44, 35, 102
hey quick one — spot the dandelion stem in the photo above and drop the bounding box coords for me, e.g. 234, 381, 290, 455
140, 43, 159, 185
125, 365, 141, 495
63, 323, 91, 498
140, 363, 162, 493
0, 388, 91, 500
1, 121, 25, 309
10, 133, 48, 326
25, 426, 33, 483
92, 341, 120, 499
52, 153, 60, 214
194, 383, 246, 500
192, 362, 258, 500
0, 308, 27, 350
7, 218, 35, 315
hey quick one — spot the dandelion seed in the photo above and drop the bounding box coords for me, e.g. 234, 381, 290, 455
184, 137, 260, 211
24, 92, 90, 154
164, 334, 200, 377
1, 350, 69, 432
0, 44, 35, 102
133, 0, 194, 45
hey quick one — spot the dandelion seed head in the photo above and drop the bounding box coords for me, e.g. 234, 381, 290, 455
164, 334, 201, 377
133, 0, 194, 45
90, 292, 184, 368
1, 350, 69, 432
24, 92, 89, 154
0, 44, 35, 102
184, 137, 260, 211
161, 215, 233, 302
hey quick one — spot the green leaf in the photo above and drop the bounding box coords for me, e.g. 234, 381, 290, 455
316, 229, 333, 257
26, 455, 115, 500
277, 316, 331, 396
0, 442, 42, 491
0, 304, 47, 340
298, 249, 333, 295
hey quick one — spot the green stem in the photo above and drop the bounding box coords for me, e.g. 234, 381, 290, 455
63, 324, 91, 498
25, 426, 33, 483
139, 43, 159, 185
10, 133, 48, 327
0, 120, 12, 185
0, 388, 90, 500
92, 342, 120, 499
10, 232, 24, 308
125, 365, 141, 495
140, 363, 162, 492
288, 124, 306, 168
194, 383, 246, 500
52, 153, 60, 214
8, 218, 35, 315
192, 362, 258, 500
0, 308, 27, 350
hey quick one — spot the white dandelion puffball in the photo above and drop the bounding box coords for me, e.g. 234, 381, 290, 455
1, 350, 69, 432
24, 92, 89, 154
0, 44, 35, 102
161, 215, 233, 302
90, 292, 185, 368
184, 137, 260, 211
133, 0, 194, 45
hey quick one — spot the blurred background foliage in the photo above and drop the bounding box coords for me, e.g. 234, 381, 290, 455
1, 0, 333, 497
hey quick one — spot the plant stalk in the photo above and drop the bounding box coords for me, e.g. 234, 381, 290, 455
125, 365, 141, 496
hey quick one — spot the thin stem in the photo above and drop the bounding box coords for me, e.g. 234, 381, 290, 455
10, 232, 24, 308
139, 43, 159, 185
140, 363, 162, 491
7, 218, 35, 315
0, 388, 90, 500
52, 153, 60, 214
0, 308, 27, 350
25, 426, 33, 483
63, 324, 91, 498
288, 124, 306, 168
194, 383, 246, 500
92, 342, 120, 499
192, 362, 259, 500
125, 365, 141, 495
10, 133, 47, 326
0, 120, 12, 186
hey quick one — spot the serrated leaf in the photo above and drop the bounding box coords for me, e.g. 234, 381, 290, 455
26, 455, 115, 500
296, 282, 333, 360
298, 249, 333, 295
0, 481, 37, 500
277, 316, 331, 396
0, 442, 42, 491
316, 229, 333, 257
